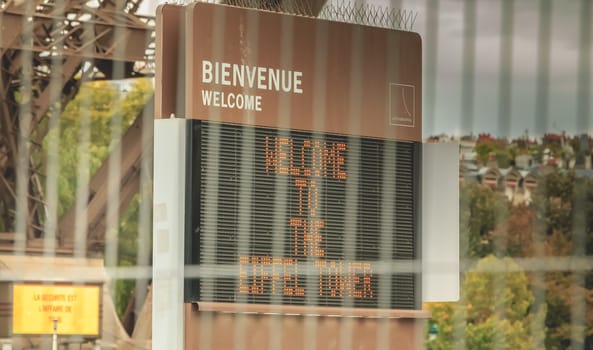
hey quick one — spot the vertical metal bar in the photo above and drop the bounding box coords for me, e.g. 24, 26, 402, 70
43, 0, 67, 259
268, 9, 296, 350
133, 3, 159, 334
531, 1, 552, 348
498, 0, 514, 138
199, 6, 226, 350
303, 13, 330, 350
576, 0, 592, 135
105, 0, 128, 274
492, 2, 515, 348
376, 140, 395, 350
376, 3, 402, 347
233, 7, 259, 350
339, 4, 366, 348
73, 22, 97, 259
134, 101, 154, 342
104, 1, 130, 347
570, 1, 592, 348
423, 0, 439, 135
461, 0, 476, 136
534, 0, 552, 136
455, 1, 477, 348
14, 0, 36, 254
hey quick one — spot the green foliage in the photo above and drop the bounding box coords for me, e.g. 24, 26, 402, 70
51, 78, 153, 320
425, 302, 455, 350
460, 182, 509, 259
427, 256, 546, 349
491, 204, 534, 257
118, 194, 142, 265
463, 256, 532, 322
475, 142, 496, 165
54, 79, 151, 217
475, 141, 511, 167
529, 171, 593, 348
531, 171, 576, 237
464, 317, 538, 350
114, 262, 136, 318
531, 171, 593, 257
113, 196, 145, 320
435, 148, 593, 348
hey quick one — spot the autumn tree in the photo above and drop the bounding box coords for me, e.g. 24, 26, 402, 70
435, 169, 593, 348
529, 171, 593, 348
425, 302, 455, 350
491, 204, 535, 257
460, 182, 509, 260
427, 256, 546, 349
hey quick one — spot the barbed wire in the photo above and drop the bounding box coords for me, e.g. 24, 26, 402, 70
222, 0, 319, 16
319, 2, 417, 31
187, 0, 417, 31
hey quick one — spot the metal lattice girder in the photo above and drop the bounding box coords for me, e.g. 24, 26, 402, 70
0, 4, 154, 63
0, 47, 84, 238
0, 0, 153, 247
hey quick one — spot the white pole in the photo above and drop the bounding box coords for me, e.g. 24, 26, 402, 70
52, 318, 58, 350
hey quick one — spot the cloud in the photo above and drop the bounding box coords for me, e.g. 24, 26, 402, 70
392, 0, 592, 137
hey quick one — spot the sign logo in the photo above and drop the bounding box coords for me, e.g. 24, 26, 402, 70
389, 83, 415, 127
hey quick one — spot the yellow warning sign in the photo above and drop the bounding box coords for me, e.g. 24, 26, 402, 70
12, 284, 100, 335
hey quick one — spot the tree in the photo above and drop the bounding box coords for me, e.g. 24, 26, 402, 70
460, 182, 509, 260
54, 78, 151, 225
474, 141, 512, 168
427, 256, 546, 349
528, 171, 593, 348
531, 171, 576, 238
463, 256, 533, 323
425, 302, 455, 350
49, 78, 153, 321
491, 204, 535, 257
438, 170, 593, 349
53, 79, 150, 216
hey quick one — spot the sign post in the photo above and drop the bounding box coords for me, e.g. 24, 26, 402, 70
51, 318, 57, 350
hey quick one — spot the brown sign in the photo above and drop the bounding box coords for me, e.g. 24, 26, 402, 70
157, 3, 421, 141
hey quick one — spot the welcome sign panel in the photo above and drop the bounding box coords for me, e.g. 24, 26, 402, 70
185, 2, 422, 142
181, 3, 422, 309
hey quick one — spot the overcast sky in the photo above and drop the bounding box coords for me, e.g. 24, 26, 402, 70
139, 0, 593, 139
